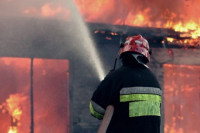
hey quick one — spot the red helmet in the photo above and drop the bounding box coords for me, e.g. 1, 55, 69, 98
119, 35, 150, 62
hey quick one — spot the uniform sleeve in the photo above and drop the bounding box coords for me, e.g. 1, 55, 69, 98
89, 74, 114, 120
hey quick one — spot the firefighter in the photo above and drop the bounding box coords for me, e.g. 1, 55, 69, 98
89, 35, 162, 133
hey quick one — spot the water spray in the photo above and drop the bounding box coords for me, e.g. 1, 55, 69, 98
68, 1, 106, 81
82, 34, 106, 81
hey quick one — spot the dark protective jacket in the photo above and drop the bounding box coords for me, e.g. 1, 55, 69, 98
90, 62, 162, 133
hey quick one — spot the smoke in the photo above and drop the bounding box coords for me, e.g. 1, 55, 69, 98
66, 1, 106, 80
1, 0, 200, 26
0, 0, 106, 79
0, 0, 70, 20
0, 0, 106, 132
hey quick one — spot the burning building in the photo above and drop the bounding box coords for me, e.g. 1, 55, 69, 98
0, 0, 200, 133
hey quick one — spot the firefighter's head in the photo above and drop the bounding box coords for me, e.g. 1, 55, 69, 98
119, 35, 151, 65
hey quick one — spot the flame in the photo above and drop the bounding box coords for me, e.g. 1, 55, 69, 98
8, 127, 17, 133
0, 57, 30, 68
166, 37, 174, 43
74, 0, 115, 22
164, 36, 200, 47
0, 58, 70, 133
125, 8, 151, 27
164, 64, 200, 133
173, 21, 200, 39
41, 3, 62, 17
74, 0, 200, 28
74, 0, 200, 47
22, 0, 200, 46
4, 0, 200, 44
0, 93, 27, 133
24, 2, 70, 20
6, 94, 27, 121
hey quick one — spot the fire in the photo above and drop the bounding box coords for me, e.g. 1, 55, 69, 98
165, 124, 184, 133
3, 0, 200, 46
173, 21, 200, 39
93, 30, 119, 40
0, 58, 70, 133
8, 127, 17, 133
125, 8, 151, 27
164, 36, 200, 47
166, 37, 174, 43
74, 0, 115, 22
41, 3, 61, 17
74, 0, 200, 47
41, 3, 63, 17
164, 64, 200, 133
24, 2, 70, 20
6, 94, 27, 121
163, 21, 200, 47
0, 93, 27, 133
20, 0, 200, 47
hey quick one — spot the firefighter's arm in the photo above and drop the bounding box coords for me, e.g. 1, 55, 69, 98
90, 74, 113, 119
97, 105, 114, 133
89, 101, 105, 120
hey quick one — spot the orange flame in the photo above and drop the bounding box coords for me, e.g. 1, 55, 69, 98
173, 21, 200, 39
41, 3, 62, 17
8, 127, 18, 133
6, 94, 27, 121
74, 0, 200, 46
164, 64, 200, 133
22, 0, 200, 44
24, 2, 70, 20
0, 93, 27, 133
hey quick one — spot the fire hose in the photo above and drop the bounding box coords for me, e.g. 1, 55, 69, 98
97, 105, 114, 133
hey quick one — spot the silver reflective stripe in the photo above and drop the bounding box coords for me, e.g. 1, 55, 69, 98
120, 87, 162, 96
91, 100, 105, 115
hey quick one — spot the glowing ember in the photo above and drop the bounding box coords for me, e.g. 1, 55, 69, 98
105, 36, 112, 40
164, 37, 200, 47
110, 32, 118, 36
166, 37, 174, 43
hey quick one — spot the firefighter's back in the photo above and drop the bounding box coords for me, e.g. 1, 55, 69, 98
106, 64, 161, 133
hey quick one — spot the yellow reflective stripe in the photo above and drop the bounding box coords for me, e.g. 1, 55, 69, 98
120, 94, 162, 103
90, 100, 105, 114
89, 102, 104, 119
129, 101, 161, 117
